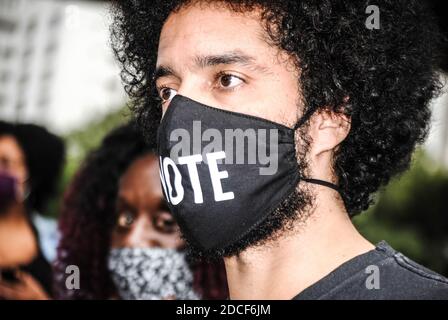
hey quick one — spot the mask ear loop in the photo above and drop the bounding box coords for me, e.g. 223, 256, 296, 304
301, 178, 341, 193
293, 105, 318, 131
293, 106, 341, 194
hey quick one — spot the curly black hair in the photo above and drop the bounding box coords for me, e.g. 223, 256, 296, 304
15, 123, 65, 213
54, 122, 228, 299
110, 0, 443, 218
0, 121, 65, 214
429, 0, 448, 72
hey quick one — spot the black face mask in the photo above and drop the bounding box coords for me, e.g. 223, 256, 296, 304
157, 94, 339, 252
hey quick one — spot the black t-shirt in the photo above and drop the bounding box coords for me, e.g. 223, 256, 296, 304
292, 241, 448, 300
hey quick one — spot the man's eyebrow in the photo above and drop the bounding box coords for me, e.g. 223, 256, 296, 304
195, 51, 271, 74
153, 51, 271, 83
195, 51, 254, 68
153, 65, 178, 83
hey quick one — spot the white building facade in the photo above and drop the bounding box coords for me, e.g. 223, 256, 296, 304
0, 0, 126, 134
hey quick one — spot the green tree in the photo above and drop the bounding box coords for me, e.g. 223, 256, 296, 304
354, 150, 448, 276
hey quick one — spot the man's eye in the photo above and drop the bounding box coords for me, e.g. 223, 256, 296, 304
218, 74, 244, 89
159, 87, 178, 103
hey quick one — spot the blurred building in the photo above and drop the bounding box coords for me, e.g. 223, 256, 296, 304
426, 73, 448, 169
0, 0, 126, 134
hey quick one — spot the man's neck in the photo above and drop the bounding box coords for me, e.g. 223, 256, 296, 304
224, 188, 374, 300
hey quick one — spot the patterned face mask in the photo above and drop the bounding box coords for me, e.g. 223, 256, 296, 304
108, 247, 200, 300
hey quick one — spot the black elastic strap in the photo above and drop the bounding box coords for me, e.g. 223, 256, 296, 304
294, 106, 318, 130
302, 178, 341, 193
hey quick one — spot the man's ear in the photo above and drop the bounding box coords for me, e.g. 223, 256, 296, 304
309, 108, 351, 157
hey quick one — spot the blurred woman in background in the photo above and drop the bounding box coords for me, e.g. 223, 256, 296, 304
54, 122, 228, 300
0, 121, 65, 300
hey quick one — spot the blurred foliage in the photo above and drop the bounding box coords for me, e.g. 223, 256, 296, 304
44, 107, 131, 219
65, 108, 132, 164
354, 149, 448, 276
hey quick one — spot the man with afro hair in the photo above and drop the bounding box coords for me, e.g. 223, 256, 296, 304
111, 0, 448, 299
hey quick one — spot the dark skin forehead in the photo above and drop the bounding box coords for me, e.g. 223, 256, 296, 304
118, 154, 162, 207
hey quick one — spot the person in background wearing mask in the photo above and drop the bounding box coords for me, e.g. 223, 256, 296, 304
0, 121, 65, 300
54, 122, 228, 300
110, 1, 448, 299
